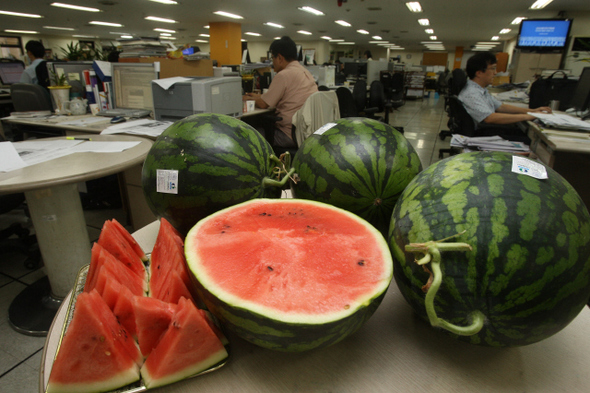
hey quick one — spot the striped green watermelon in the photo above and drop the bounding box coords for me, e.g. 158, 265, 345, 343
142, 113, 292, 235
291, 117, 422, 236
185, 198, 393, 352
389, 151, 590, 347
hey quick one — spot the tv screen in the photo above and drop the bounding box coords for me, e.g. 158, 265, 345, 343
517, 19, 572, 49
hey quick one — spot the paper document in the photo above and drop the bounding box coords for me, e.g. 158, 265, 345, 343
58, 117, 112, 126
0, 141, 27, 172
529, 113, 590, 131
451, 135, 529, 153
69, 141, 141, 153
152, 77, 193, 90
15, 140, 83, 166
495, 89, 529, 103
101, 119, 172, 138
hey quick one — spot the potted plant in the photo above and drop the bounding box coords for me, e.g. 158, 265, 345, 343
47, 69, 71, 113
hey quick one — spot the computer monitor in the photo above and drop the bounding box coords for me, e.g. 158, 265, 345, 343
343, 62, 367, 78
111, 62, 159, 110
568, 67, 590, 116
0, 60, 25, 85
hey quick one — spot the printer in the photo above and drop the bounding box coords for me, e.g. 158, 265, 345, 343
152, 76, 243, 121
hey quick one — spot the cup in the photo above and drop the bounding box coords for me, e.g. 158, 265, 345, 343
550, 100, 560, 111
246, 100, 256, 113
89, 103, 100, 115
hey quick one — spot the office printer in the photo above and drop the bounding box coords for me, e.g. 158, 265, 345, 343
152, 76, 243, 121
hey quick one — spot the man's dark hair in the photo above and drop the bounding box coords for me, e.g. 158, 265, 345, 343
465, 51, 497, 79
25, 40, 46, 59
269, 36, 297, 62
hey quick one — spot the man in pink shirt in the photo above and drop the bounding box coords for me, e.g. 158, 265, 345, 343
243, 36, 318, 148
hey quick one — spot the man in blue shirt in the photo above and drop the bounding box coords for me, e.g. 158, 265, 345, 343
20, 40, 47, 85
459, 52, 551, 128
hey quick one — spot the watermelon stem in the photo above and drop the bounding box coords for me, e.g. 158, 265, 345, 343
406, 237, 485, 336
265, 154, 296, 188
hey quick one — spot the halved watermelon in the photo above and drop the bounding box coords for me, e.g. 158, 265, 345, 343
140, 297, 228, 389
110, 218, 148, 262
46, 291, 140, 393
98, 220, 147, 281
133, 296, 177, 357
185, 198, 393, 351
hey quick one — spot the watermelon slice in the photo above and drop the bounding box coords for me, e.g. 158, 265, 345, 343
133, 296, 177, 357
46, 291, 140, 393
140, 297, 228, 389
199, 309, 229, 346
86, 245, 146, 296
110, 218, 148, 262
98, 220, 147, 281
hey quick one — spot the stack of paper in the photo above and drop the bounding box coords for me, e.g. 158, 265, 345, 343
529, 113, 590, 131
450, 135, 530, 153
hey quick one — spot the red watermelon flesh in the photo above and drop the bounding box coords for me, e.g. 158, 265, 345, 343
133, 296, 177, 357
46, 292, 140, 393
99, 273, 123, 310
140, 297, 228, 389
199, 309, 229, 346
83, 242, 105, 293
89, 247, 146, 296
113, 286, 137, 339
110, 218, 148, 262
99, 220, 147, 282
154, 268, 193, 304
160, 217, 183, 248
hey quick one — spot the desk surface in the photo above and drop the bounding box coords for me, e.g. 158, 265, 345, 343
0, 134, 152, 195
41, 220, 590, 393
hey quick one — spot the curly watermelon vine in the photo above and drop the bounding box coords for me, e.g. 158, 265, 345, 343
266, 152, 297, 187
405, 232, 486, 336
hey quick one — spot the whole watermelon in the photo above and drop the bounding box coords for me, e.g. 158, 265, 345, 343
142, 113, 288, 235
389, 151, 590, 347
291, 117, 422, 235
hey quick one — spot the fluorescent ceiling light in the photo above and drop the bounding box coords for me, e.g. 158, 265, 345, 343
511, 17, 526, 25
297, 30, 312, 35
329, 39, 344, 42
421, 41, 441, 44
499, 28, 511, 34
154, 28, 176, 33
145, 16, 177, 23
50, 2, 100, 12
337, 42, 355, 45
335, 20, 351, 27
5, 29, 39, 34
405, 2, 423, 12
110, 31, 130, 35
0, 10, 43, 18
418, 19, 430, 26
245, 32, 261, 36
321, 36, 332, 40
160, 33, 171, 36
491, 36, 500, 40
357, 29, 369, 34
199, 33, 210, 37
372, 36, 382, 40
370, 41, 388, 44
430, 36, 437, 40
213, 11, 243, 19
73, 34, 98, 38
204, 25, 210, 29
389, 47, 405, 50
530, 0, 553, 9
121, 35, 133, 39
264, 22, 284, 28
425, 29, 434, 34
298, 6, 324, 16
196, 39, 208, 43
44, 26, 75, 31
89, 21, 123, 27
477, 42, 499, 45
149, 0, 178, 4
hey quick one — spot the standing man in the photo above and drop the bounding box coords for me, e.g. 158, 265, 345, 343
243, 36, 317, 148
20, 40, 48, 86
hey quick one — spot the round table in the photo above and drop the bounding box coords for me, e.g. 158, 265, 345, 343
0, 134, 153, 336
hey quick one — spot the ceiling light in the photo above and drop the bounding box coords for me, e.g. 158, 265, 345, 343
491, 36, 500, 40
477, 42, 499, 45
425, 29, 434, 34
511, 17, 526, 25
421, 41, 441, 44
370, 41, 388, 44
335, 20, 351, 27
357, 29, 370, 34
213, 11, 243, 19
199, 33, 210, 37
418, 19, 430, 26
321, 36, 332, 40
73, 35, 98, 38
389, 47, 405, 50
264, 22, 284, 28
160, 33, 171, 36
162, 37, 176, 40
430, 36, 437, 40
204, 25, 210, 29
50, 2, 100, 12
372, 36, 382, 40
405, 2, 423, 12
499, 28, 511, 34
0, 10, 43, 18
329, 39, 344, 42
5, 29, 39, 34
297, 30, 312, 35
298, 6, 324, 16
149, 0, 178, 4
530, 0, 553, 9
89, 21, 123, 27
154, 28, 176, 33
145, 16, 177, 23
245, 32, 261, 36
196, 39, 208, 43
121, 35, 133, 39
337, 42, 356, 45
44, 26, 75, 31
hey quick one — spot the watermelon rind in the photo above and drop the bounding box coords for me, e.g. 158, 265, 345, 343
389, 151, 590, 347
291, 117, 422, 236
142, 113, 286, 235
185, 198, 393, 352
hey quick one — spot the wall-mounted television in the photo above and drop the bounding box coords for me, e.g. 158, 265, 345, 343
517, 19, 572, 50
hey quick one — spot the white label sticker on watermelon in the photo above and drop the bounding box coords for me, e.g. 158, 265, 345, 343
314, 122, 337, 135
511, 156, 548, 179
156, 169, 179, 194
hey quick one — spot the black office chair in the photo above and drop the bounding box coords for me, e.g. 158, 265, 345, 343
10, 83, 53, 112
35, 61, 50, 90
367, 80, 392, 124
352, 80, 379, 119
438, 69, 468, 142
335, 87, 358, 118
389, 72, 406, 111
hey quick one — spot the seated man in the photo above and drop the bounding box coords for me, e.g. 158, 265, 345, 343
458, 51, 551, 140
243, 36, 318, 148
20, 40, 47, 86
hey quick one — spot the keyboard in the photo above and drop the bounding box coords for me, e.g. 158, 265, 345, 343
96, 109, 151, 118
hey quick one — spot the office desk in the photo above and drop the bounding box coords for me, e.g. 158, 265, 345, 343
0, 134, 152, 336
527, 121, 590, 208
40, 219, 590, 392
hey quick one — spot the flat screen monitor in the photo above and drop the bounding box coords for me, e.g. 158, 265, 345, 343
343, 62, 367, 77
111, 62, 159, 110
568, 67, 590, 113
0, 61, 25, 85
517, 19, 572, 50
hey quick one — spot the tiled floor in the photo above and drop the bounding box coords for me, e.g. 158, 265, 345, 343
0, 94, 450, 393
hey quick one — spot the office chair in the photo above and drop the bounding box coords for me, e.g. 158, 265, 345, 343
438, 69, 468, 142
35, 61, 50, 90
367, 80, 392, 124
10, 83, 53, 112
389, 72, 406, 110
291, 90, 340, 147
335, 87, 358, 118
352, 80, 379, 119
